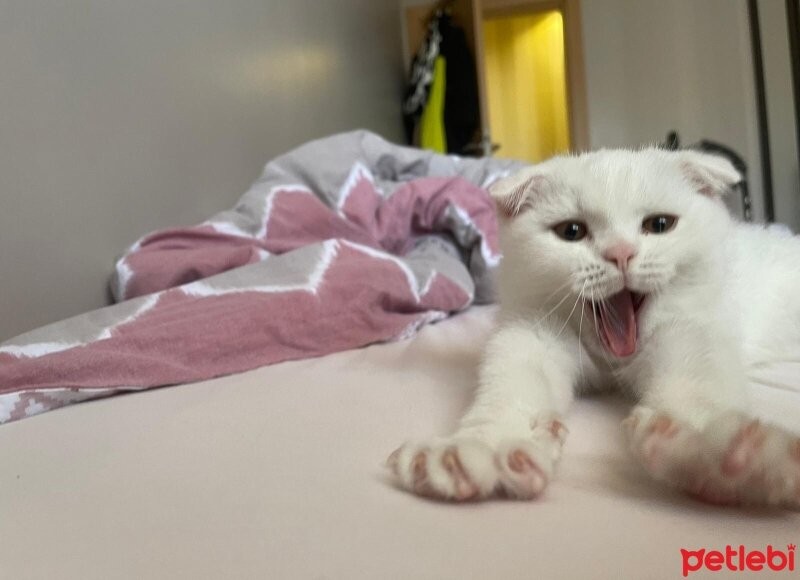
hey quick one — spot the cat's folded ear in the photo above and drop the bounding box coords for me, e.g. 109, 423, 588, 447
679, 151, 742, 198
488, 169, 550, 218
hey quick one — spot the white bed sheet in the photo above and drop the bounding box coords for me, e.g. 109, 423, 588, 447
1, 306, 798, 579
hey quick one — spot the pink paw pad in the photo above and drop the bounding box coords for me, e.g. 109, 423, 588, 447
504, 449, 547, 496
635, 414, 682, 467
721, 420, 766, 476
547, 419, 568, 444
622, 414, 640, 432
649, 415, 679, 438
441, 448, 479, 500
507, 449, 537, 473
411, 451, 435, 497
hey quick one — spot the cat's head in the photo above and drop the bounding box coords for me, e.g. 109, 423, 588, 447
489, 148, 740, 357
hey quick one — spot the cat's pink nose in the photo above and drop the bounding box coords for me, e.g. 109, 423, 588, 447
603, 242, 636, 271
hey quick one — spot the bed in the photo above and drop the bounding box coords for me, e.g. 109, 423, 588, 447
2, 304, 799, 579
1, 132, 798, 579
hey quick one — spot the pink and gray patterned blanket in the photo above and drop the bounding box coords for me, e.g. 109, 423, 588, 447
0, 131, 522, 425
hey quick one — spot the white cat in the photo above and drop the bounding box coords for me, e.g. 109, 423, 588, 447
388, 148, 800, 506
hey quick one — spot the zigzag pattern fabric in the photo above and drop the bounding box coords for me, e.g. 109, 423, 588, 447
0, 131, 523, 425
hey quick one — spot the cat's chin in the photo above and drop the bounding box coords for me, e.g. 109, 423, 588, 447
585, 290, 647, 358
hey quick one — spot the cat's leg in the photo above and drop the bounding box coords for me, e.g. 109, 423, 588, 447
623, 326, 800, 507
388, 319, 578, 501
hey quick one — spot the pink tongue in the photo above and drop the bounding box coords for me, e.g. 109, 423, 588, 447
599, 290, 637, 357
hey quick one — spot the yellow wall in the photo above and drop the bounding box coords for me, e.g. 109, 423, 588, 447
483, 10, 570, 163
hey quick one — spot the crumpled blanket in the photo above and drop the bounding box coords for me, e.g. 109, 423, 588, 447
0, 130, 522, 425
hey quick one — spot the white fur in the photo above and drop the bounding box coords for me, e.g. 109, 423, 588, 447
390, 148, 800, 506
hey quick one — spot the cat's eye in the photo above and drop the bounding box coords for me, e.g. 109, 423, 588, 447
642, 215, 677, 234
553, 221, 588, 241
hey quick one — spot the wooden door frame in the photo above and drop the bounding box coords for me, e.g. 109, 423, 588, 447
482, 0, 589, 152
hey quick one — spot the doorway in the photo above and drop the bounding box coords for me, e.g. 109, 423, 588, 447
483, 8, 570, 162
400, 0, 587, 159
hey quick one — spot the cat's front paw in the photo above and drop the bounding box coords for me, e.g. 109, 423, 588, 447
386, 417, 567, 501
624, 406, 800, 507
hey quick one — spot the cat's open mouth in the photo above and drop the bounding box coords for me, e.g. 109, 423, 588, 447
587, 290, 646, 358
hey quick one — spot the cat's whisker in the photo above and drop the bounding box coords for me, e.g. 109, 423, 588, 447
554, 282, 586, 341
589, 287, 599, 335
538, 279, 575, 307
527, 279, 576, 328
577, 285, 586, 386
531, 290, 572, 328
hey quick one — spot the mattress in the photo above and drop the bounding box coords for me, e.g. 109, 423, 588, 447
1, 305, 798, 580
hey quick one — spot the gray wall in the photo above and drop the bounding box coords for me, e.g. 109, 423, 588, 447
581, 0, 765, 222
0, 0, 404, 340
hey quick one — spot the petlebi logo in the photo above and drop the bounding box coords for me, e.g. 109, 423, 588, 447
681, 544, 796, 577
